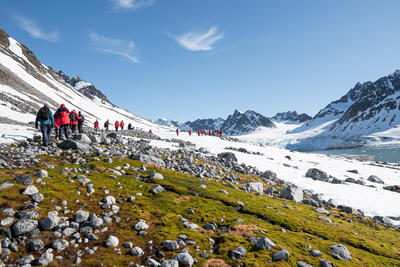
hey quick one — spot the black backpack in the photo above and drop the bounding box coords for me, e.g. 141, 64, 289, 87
70, 112, 77, 121
38, 107, 50, 121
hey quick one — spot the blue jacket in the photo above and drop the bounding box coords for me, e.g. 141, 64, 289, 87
35, 107, 54, 127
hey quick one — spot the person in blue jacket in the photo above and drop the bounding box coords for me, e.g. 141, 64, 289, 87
35, 103, 54, 147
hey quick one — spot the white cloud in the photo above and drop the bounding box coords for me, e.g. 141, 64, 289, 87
111, 0, 154, 10
175, 26, 224, 51
14, 15, 59, 42
89, 32, 140, 63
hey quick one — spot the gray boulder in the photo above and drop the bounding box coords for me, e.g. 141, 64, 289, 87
105, 235, 119, 247
231, 246, 247, 259
130, 154, 166, 167
39, 215, 60, 230
37, 249, 53, 266
247, 182, 264, 193
164, 240, 179, 251
12, 219, 38, 236
34, 170, 48, 178
217, 152, 237, 162
75, 210, 89, 223
151, 184, 165, 194
255, 237, 275, 250
130, 246, 144, 256
280, 185, 303, 202
272, 249, 290, 261
367, 175, 384, 184
161, 259, 179, 267
330, 244, 351, 261
149, 173, 164, 179
52, 238, 69, 251
22, 185, 39, 195
57, 140, 89, 151
173, 252, 194, 266
261, 170, 277, 179
306, 168, 329, 182
297, 261, 313, 267
27, 239, 44, 251
15, 174, 33, 185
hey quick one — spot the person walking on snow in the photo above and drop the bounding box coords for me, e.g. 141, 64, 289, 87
148, 129, 152, 134
115, 120, 120, 131
104, 120, 109, 131
78, 111, 84, 133
54, 104, 70, 140
35, 103, 54, 147
128, 123, 132, 130
188, 130, 192, 136
69, 109, 80, 133
120, 120, 124, 130
94, 120, 99, 131
176, 128, 179, 136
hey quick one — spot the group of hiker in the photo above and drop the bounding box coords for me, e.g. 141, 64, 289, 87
35, 103, 85, 146
175, 129, 223, 137
94, 120, 134, 131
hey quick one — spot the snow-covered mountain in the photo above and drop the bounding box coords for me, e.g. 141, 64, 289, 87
272, 111, 312, 122
241, 70, 400, 150
0, 28, 166, 140
54, 71, 111, 104
179, 109, 275, 135
154, 118, 182, 128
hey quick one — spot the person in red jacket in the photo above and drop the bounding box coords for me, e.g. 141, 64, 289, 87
120, 120, 124, 130
54, 104, 70, 140
208, 130, 211, 136
176, 128, 179, 136
115, 120, 119, 131
188, 130, 192, 136
94, 120, 99, 131
69, 109, 80, 133
54, 115, 60, 139
197, 130, 200, 136
148, 129, 152, 134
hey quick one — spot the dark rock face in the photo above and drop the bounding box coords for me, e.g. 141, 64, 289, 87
312, 70, 400, 137
181, 109, 276, 136
272, 111, 312, 122
55, 72, 111, 104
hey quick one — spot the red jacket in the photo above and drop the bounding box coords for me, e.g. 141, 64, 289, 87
115, 121, 120, 128
94, 121, 99, 129
120, 121, 124, 127
70, 110, 80, 125
54, 107, 70, 126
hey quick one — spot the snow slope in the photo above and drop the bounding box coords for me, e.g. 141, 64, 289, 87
152, 131, 400, 217
0, 29, 169, 136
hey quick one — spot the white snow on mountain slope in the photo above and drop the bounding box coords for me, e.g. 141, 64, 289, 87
74, 80, 92, 90
151, 131, 400, 217
0, 33, 169, 134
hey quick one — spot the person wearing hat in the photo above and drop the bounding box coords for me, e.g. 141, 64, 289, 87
35, 103, 54, 147
54, 104, 71, 140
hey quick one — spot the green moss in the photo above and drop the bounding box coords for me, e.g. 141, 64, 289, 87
0, 155, 399, 266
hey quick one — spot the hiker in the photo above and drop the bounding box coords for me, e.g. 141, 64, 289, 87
78, 111, 84, 133
70, 109, 80, 133
176, 128, 179, 136
188, 130, 192, 136
35, 103, 54, 147
94, 120, 99, 131
148, 129, 152, 134
115, 120, 120, 131
54, 116, 60, 139
128, 123, 132, 130
54, 104, 70, 140
120, 120, 124, 130
208, 130, 211, 136
104, 120, 109, 131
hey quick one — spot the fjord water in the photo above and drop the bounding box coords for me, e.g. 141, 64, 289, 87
311, 146, 400, 163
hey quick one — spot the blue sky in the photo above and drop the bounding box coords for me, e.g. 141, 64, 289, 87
1, 0, 400, 122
